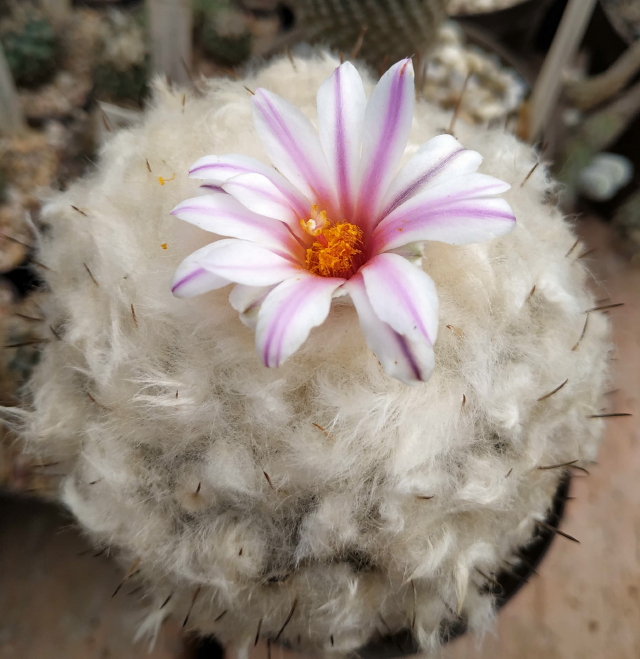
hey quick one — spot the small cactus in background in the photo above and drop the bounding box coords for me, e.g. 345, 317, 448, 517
274, 0, 449, 66
613, 189, 640, 257
93, 9, 148, 105
0, 7, 58, 88
196, 0, 253, 67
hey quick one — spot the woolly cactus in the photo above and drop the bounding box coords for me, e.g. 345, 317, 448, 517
18, 54, 609, 655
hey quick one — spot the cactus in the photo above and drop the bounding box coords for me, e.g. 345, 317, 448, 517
91, 9, 148, 104
18, 54, 609, 655
613, 188, 640, 257
194, 0, 252, 66
93, 59, 149, 105
200, 13, 252, 66
271, 0, 449, 66
0, 12, 57, 88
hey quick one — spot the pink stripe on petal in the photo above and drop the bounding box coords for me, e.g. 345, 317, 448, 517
223, 173, 308, 229
317, 62, 366, 220
198, 239, 302, 287
252, 89, 338, 213
229, 283, 275, 329
346, 274, 434, 384
171, 194, 301, 258
378, 135, 484, 223
372, 196, 516, 253
356, 59, 415, 234
189, 154, 309, 218
171, 244, 231, 298
360, 253, 438, 348
256, 274, 344, 368
380, 148, 466, 218
171, 267, 228, 298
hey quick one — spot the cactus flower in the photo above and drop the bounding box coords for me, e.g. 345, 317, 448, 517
171, 59, 516, 384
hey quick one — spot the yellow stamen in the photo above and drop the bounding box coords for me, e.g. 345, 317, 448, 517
303, 210, 363, 278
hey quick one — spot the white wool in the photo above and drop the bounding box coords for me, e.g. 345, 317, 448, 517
20, 53, 609, 654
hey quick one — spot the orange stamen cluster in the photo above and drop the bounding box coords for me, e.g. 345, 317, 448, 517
303, 214, 364, 279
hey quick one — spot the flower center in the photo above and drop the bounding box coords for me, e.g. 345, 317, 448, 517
301, 206, 363, 279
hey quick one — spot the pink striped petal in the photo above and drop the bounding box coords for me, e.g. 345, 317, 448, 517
171, 194, 300, 259
378, 135, 483, 221
251, 89, 338, 213
371, 174, 515, 254
189, 154, 309, 218
256, 274, 344, 368
346, 274, 434, 384
355, 59, 415, 234
171, 243, 231, 298
360, 253, 438, 348
317, 62, 366, 220
223, 173, 308, 229
229, 283, 275, 329
194, 239, 303, 287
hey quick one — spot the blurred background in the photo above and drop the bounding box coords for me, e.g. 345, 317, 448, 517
0, 0, 639, 657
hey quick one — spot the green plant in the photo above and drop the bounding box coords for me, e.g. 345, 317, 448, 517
0, 17, 57, 88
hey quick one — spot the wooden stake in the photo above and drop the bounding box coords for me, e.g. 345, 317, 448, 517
148, 0, 193, 87
0, 42, 24, 135
527, 0, 598, 141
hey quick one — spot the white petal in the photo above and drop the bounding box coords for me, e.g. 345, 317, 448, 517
371, 174, 515, 254
223, 173, 306, 228
256, 273, 344, 367
355, 59, 415, 234
171, 193, 300, 259
317, 62, 367, 220
171, 243, 231, 298
251, 89, 338, 213
346, 273, 434, 385
229, 283, 275, 329
360, 253, 439, 347
189, 153, 309, 218
379, 134, 483, 220
196, 239, 303, 287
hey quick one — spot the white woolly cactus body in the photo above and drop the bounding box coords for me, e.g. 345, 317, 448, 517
23, 54, 609, 655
